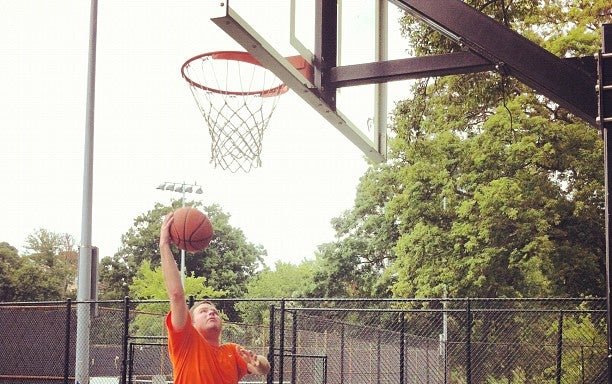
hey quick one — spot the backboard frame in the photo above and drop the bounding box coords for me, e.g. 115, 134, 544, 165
210, 1, 387, 163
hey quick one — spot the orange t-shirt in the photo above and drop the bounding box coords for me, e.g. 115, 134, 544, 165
166, 313, 248, 384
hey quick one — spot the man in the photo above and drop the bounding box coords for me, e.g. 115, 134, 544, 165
160, 212, 270, 384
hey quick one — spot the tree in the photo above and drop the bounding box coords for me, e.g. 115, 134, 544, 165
307, 167, 400, 298
98, 253, 131, 300
128, 260, 224, 336
7, 229, 79, 300
311, 0, 608, 299
0, 242, 21, 301
99, 201, 266, 300
237, 260, 316, 323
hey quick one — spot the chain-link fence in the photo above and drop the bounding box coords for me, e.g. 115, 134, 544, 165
0, 298, 607, 384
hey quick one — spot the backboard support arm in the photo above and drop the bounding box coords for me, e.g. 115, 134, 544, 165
388, 0, 597, 127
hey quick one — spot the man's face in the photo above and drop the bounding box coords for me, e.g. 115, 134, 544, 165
192, 302, 223, 333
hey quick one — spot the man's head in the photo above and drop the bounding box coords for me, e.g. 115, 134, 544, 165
190, 301, 223, 341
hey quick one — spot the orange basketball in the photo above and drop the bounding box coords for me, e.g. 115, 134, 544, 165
169, 207, 214, 252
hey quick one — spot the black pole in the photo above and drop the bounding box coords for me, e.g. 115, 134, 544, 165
556, 311, 564, 384
400, 312, 405, 384
64, 298, 72, 384
121, 296, 130, 384
598, 23, 612, 384
466, 299, 472, 384
340, 324, 345, 384
323, 356, 328, 384
268, 304, 275, 384
426, 339, 430, 384
444, 302, 448, 384
581, 346, 585, 384
128, 343, 134, 384
291, 311, 298, 384
377, 330, 381, 384
279, 299, 285, 384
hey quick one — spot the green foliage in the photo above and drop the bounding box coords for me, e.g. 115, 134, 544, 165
0, 229, 78, 301
541, 312, 607, 383
100, 201, 266, 300
485, 367, 527, 384
0, 242, 21, 301
311, 0, 606, 299
237, 261, 316, 323
24, 229, 79, 299
129, 260, 224, 336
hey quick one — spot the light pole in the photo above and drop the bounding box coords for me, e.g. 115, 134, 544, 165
156, 181, 203, 286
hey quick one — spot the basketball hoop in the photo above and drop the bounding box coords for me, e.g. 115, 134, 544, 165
181, 51, 292, 172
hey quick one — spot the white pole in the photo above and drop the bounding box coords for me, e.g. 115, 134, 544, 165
180, 184, 186, 287
375, 0, 389, 157
75, 1, 98, 383
157, 181, 202, 287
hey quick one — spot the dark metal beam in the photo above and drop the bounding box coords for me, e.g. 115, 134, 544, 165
315, 0, 337, 109
599, 23, 612, 384
330, 51, 495, 88
387, 0, 597, 127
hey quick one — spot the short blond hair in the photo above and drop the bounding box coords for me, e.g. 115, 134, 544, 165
189, 300, 216, 318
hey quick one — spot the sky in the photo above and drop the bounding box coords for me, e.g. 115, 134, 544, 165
1, 1, 409, 267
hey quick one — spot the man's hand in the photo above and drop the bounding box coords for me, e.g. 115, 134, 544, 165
239, 347, 271, 376
160, 212, 174, 248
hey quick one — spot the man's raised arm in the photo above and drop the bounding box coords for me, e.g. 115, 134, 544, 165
160, 212, 189, 330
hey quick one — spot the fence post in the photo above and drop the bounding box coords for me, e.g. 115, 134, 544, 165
556, 310, 564, 384
279, 299, 285, 384
64, 298, 72, 384
128, 343, 134, 384
581, 346, 585, 384
121, 296, 130, 384
340, 323, 345, 384
268, 304, 275, 384
377, 330, 381, 384
400, 312, 405, 384
291, 311, 299, 383
466, 299, 472, 384
426, 338, 430, 384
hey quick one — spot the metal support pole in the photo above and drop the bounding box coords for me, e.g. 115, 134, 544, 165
400, 312, 405, 384
64, 299, 72, 384
180, 188, 186, 287
597, 23, 612, 384
128, 343, 135, 384
279, 299, 285, 384
121, 297, 131, 384
267, 304, 275, 384
556, 311, 564, 384
581, 346, 585, 384
340, 324, 345, 384
377, 331, 381, 384
291, 311, 298, 384
75, 1, 97, 383
426, 339, 430, 384
156, 181, 203, 287
466, 299, 472, 384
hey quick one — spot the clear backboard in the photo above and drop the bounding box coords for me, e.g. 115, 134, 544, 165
205, 0, 394, 163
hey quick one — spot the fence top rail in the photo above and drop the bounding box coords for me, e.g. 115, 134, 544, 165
284, 307, 605, 314
0, 296, 605, 306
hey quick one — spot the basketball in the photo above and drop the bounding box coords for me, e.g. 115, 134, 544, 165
169, 207, 214, 252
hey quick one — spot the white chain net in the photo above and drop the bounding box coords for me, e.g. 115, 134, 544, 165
182, 54, 285, 172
